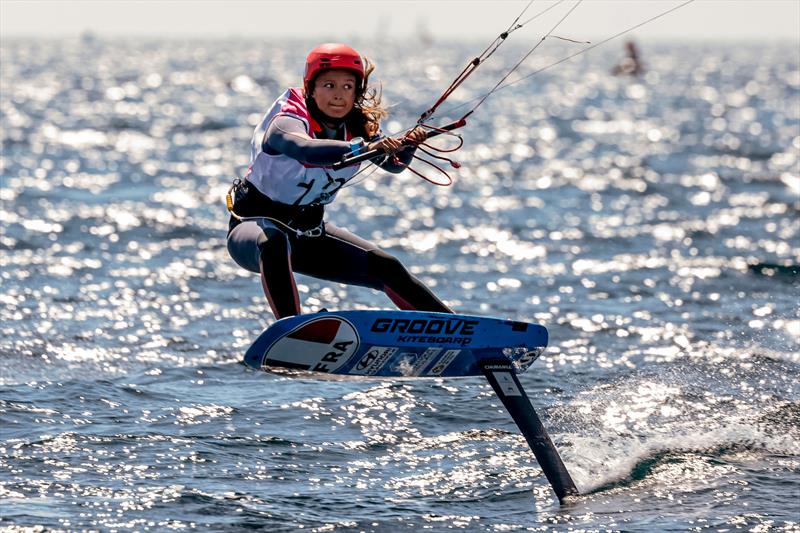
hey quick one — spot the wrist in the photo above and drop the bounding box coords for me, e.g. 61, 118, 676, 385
349, 137, 366, 155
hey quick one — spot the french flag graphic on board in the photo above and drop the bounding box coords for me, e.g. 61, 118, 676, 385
263, 316, 360, 373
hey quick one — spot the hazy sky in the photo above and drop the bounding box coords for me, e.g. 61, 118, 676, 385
1, 0, 799, 42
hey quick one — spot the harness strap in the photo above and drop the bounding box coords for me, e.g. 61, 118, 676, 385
226, 180, 325, 238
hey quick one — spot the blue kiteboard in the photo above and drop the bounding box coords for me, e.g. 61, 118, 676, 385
242, 310, 578, 502
243, 310, 548, 377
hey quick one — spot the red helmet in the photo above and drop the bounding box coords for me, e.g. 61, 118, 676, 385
303, 43, 365, 92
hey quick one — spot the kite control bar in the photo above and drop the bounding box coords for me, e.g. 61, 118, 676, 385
331, 118, 467, 170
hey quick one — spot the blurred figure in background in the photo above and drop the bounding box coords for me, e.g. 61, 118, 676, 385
612, 40, 645, 76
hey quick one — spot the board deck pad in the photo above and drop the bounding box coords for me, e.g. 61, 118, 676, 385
243, 310, 548, 377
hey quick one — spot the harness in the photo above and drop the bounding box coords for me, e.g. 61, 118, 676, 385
226, 179, 325, 238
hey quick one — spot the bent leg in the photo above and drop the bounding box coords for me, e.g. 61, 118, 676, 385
291, 224, 452, 313
258, 229, 301, 319
366, 248, 452, 313
227, 220, 301, 319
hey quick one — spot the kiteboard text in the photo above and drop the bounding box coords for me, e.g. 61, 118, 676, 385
370, 318, 478, 346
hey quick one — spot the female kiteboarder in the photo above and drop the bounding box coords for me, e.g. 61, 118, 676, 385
227, 43, 453, 319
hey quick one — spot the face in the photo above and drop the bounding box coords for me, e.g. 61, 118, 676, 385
310, 69, 358, 119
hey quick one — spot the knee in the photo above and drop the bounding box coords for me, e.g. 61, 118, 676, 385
367, 249, 410, 283
227, 223, 265, 274
227, 221, 292, 274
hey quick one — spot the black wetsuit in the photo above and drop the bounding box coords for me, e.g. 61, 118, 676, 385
226, 111, 452, 319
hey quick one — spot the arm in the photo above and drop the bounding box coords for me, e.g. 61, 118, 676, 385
264, 115, 351, 166
267, 115, 422, 172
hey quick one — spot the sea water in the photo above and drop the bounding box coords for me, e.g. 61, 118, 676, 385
1, 36, 798, 531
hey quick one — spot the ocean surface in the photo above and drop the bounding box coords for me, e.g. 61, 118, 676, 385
1, 33, 799, 532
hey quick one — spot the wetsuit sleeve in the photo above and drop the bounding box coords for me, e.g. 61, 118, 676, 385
266, 115, 417, 172
265, 115, 351, 166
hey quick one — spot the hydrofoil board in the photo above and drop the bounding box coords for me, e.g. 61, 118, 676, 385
243, 310, 547, 378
